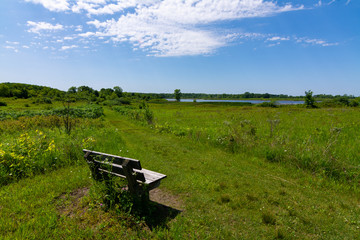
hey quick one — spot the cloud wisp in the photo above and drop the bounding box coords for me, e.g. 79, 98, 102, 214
25, 0, 69, 12
27, 21, 64, 34
20, 0, 340, 56
78, 0, 303, 56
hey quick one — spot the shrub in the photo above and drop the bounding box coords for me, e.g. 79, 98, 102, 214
102, 97, 131, 106
33, 97, 52, 104
0, 101, 7, 106
257, 101, 278, 108
304, 90, 316, 108
0, 104, 104, 121
0, 130, 58, 184
349, 99, 359, 107
334, 97, 350, 106
320, 97, 352, 107
113, 103, 154, 125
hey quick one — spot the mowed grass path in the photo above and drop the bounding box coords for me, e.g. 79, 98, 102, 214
1, 108, 360, 239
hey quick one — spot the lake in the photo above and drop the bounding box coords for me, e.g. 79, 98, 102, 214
166, 99, 304, 105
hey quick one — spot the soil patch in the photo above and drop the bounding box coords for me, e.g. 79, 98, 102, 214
57, 187, 90, 218
150, 188, 184, 211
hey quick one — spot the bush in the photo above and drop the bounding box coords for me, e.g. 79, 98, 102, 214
113, 103, 154, 125
349, 99, 359, 107
257, 101, 278, 108
33, 97, 52, 104
103, 97, 131, 106
0, 104, 104, 121
304, 90, 316, 108
319, 97, 352, 107
0, 122, 120, 185
0, 101, 7, 106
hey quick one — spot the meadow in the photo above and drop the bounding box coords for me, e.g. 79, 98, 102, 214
1, 98, 360, 239
147, 102, 360, 183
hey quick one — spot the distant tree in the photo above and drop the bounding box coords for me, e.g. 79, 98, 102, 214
243, 92, 252, 98
113, 86, 123, 98
109, 92, 118, 100
334, 97, 350, 106
99, 88, 114, 99
68, 86, 77, 93
77, 86, 94, 93
263, 93, 270, 99
0, 85, 10, 97
304, 90, 316, 108
174, 89, 181, 102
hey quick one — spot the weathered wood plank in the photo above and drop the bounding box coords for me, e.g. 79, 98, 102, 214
138, 168, 167, 184
122, 160, 138, 195
95, 160, 146, 182
83, 149, 142, 170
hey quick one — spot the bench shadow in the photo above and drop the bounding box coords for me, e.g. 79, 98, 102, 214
141, 200, 182, 230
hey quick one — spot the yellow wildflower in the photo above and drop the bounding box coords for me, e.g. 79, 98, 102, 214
0, 149, 5, 157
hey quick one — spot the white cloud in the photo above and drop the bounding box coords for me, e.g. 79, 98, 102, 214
22, 0, 338, 57
83, 0, 302, 56
267, 36, 290, 41
24, 0, 69, 12
27, 21, 64, 34
295, 37, 338, 47
6, 41, 20, 45
4, 46, 19, 52
75, 25, 83, 32
61, 45, 78, 50
71, 0, 155, 15
79, 32, 94, 37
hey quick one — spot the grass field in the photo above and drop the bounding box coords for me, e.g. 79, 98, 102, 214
1, 100, 360, 239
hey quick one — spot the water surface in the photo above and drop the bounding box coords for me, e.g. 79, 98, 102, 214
166, 99, 304, 105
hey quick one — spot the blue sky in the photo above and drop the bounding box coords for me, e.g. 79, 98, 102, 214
0, 0, 359, 96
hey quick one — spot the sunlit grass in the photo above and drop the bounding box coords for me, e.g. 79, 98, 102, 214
1, 102, 360, 239
148, 102, 360, 183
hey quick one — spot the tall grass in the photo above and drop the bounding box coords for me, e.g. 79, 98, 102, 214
0, 104, 103, 120
149, 103, 360, 183
0, 104, 120, 186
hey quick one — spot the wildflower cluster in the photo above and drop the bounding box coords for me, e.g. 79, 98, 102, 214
0, 130, 57, 184
82, 136, 96, 149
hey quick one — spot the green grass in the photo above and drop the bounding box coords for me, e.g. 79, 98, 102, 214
1, 102, 360, 239
148, 102, 360, 183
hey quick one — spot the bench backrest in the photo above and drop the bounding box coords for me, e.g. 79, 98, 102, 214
83, 149, 146, 182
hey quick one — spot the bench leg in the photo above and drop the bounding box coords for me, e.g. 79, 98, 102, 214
122, 160, 141, 196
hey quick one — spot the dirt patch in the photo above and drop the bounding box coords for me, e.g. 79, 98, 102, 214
57, 187, 90, 218
56, 186, 183, 225
149, 188, 184, 211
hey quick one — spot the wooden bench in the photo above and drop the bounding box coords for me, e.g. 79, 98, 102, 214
83, 149, 166, 198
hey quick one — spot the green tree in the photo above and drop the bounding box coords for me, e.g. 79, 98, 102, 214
68, 86, 77, 93
0, 85, 10, 97
304, 90, 316, 108
113, 86, 123, 98
174, 89, 181, 102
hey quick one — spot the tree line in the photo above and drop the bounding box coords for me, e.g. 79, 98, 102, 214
0, 82, 358, 103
